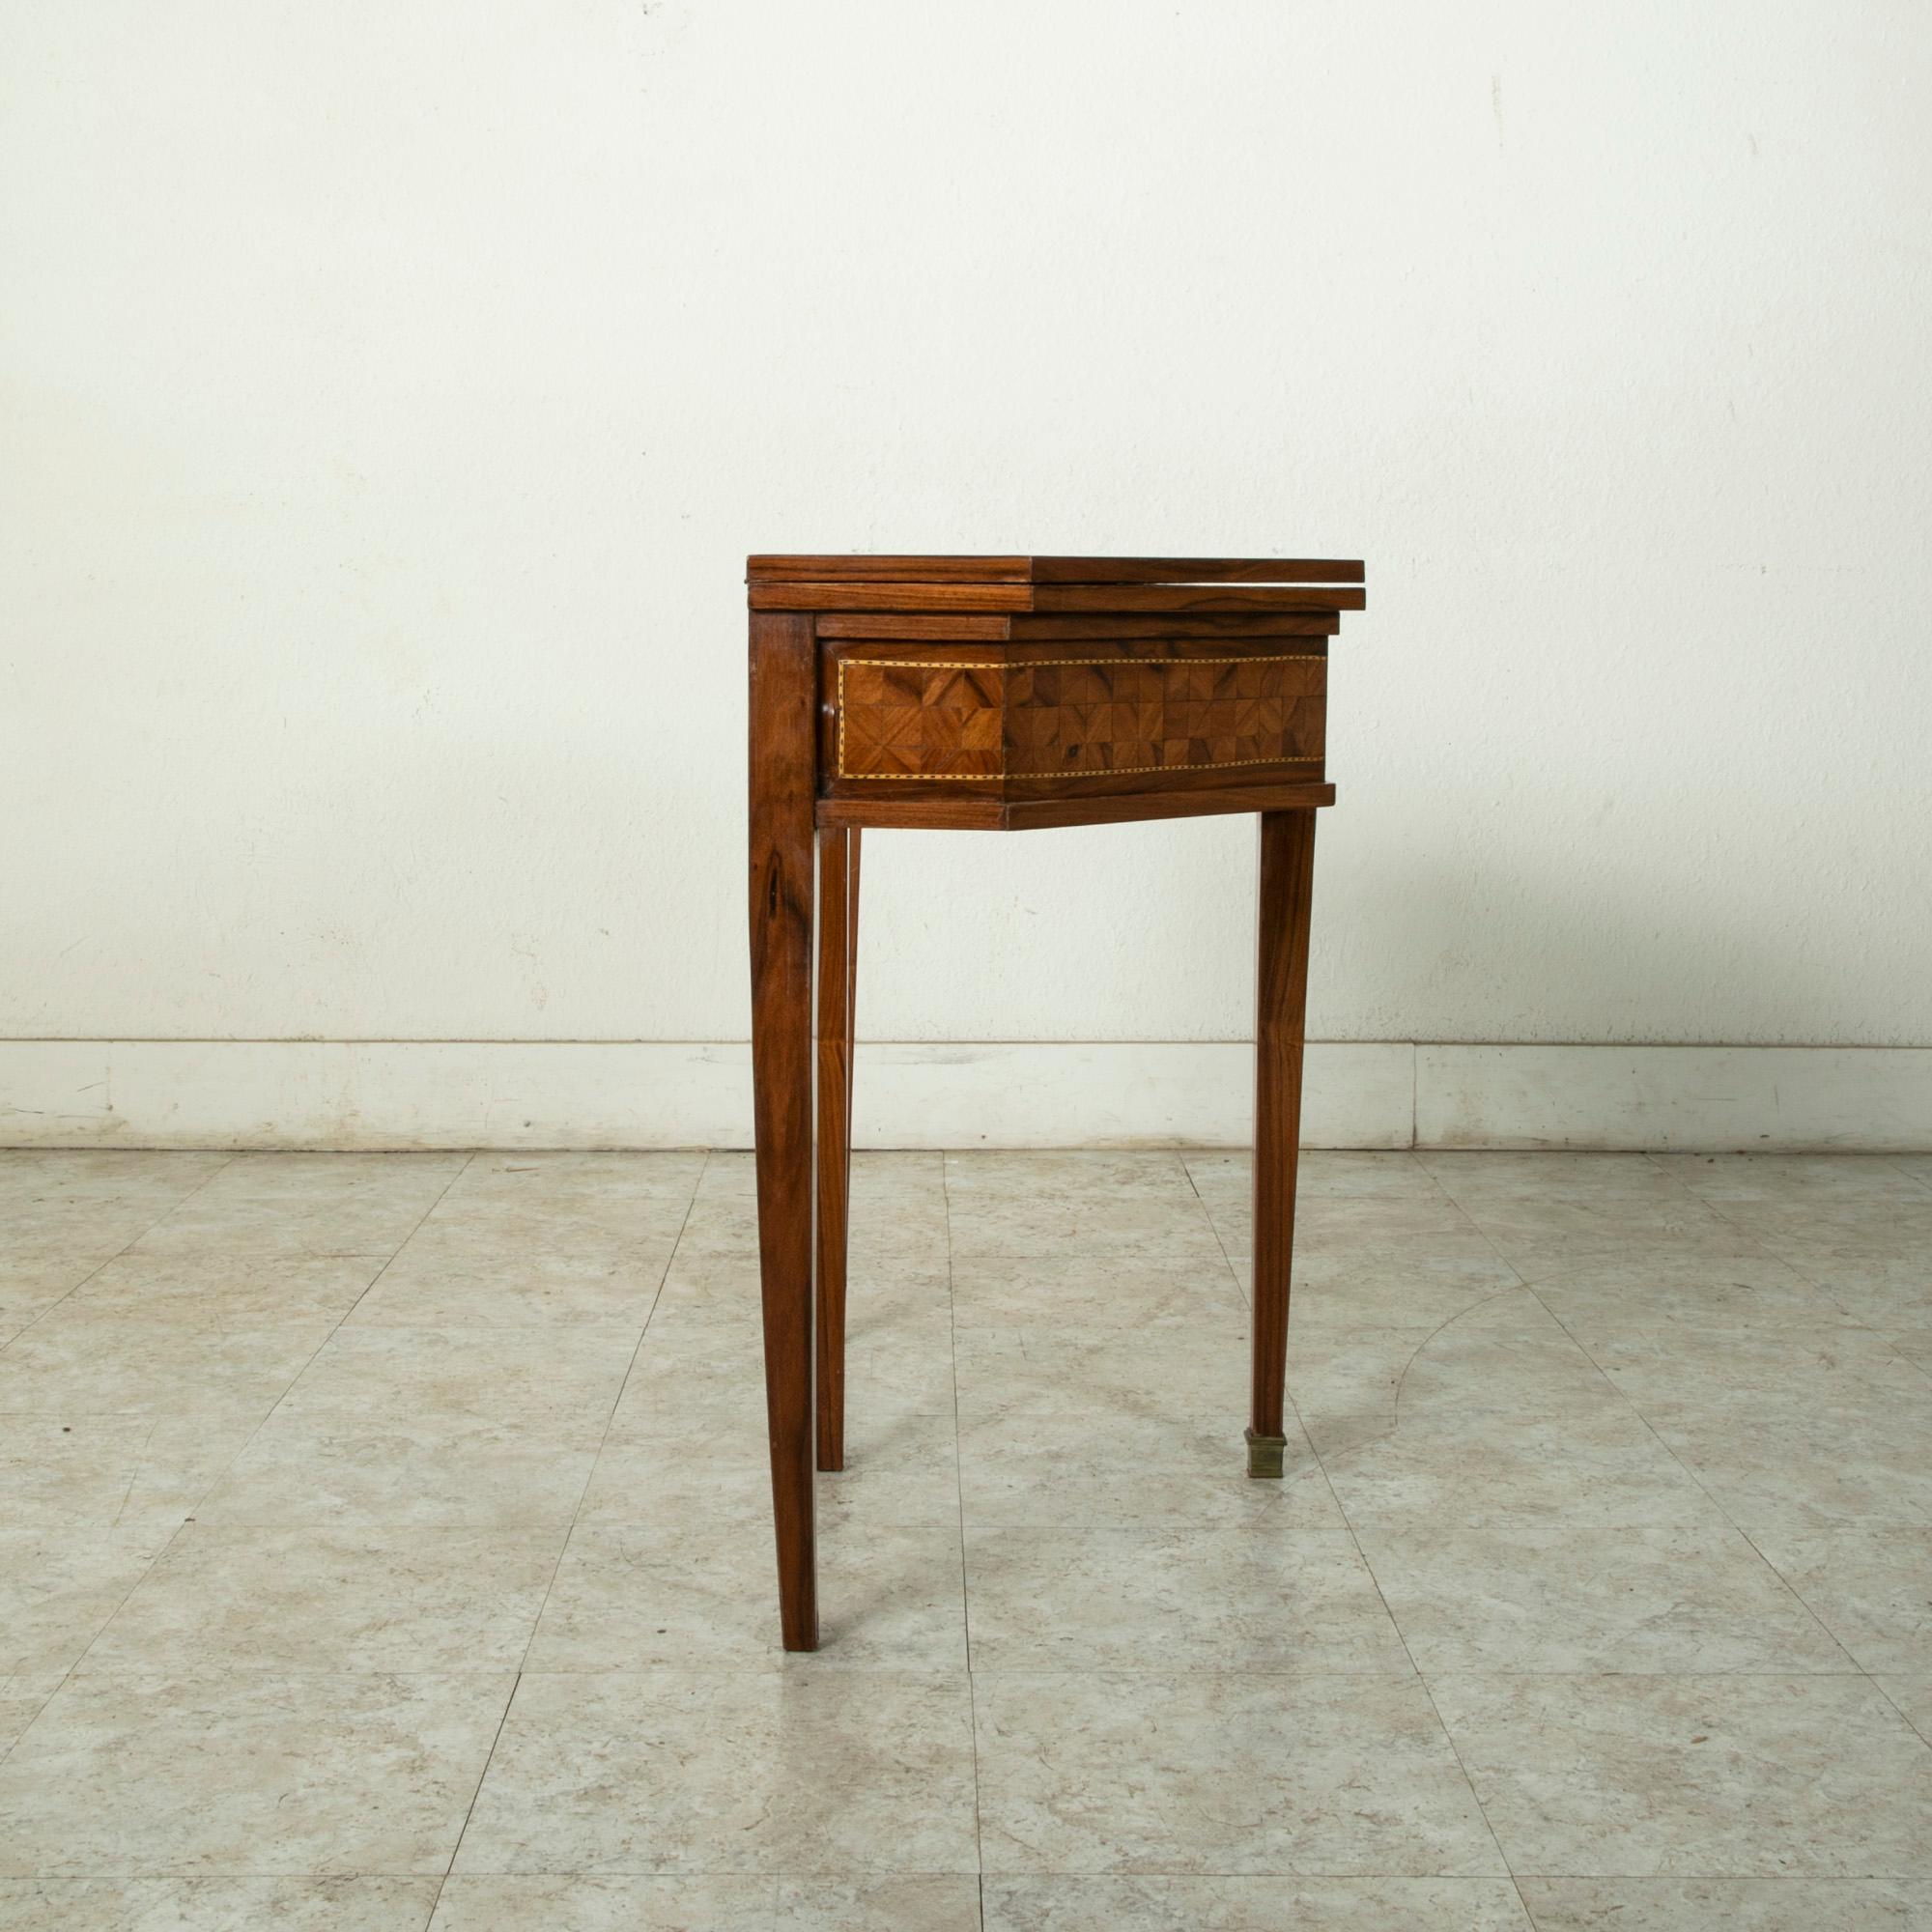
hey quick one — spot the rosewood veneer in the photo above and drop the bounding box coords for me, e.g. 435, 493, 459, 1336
748, 554, 1363, 1650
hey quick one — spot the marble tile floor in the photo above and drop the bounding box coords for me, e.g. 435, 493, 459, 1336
0, 1146, 1930, 1930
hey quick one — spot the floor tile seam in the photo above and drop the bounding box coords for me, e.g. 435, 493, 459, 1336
1510, 1871, 1932, 1884
60, 1321, 353, 1661
28, 1660, 1890, 1686
43, 1662, 974, 1688
1293, 1327, 1544, 1922
0, 1676, 66, 1773
1868, 1679, 1932, 1757
0, 1862, 1870, 1878
1176, 1153, 1251, 1311
1286, 1380, 1429, 1681
1520, 1283, 1869, 1675
1889, 1349, 1932, 1391
1874, 1680, 1932, 1749
0, 1868, 469, 1883
518, 1151, 714, 1677
2, 1505, 207, 1747
1671, 1188, 1870, 1268
1410, 1677, 1536, 1922
328, 1154, 481, 1330
1661, 1155, 1799, 1208
53, 1659, 556, 1681
1418, 1666, 1881, 1683
1293, 1397, 1525, 1902
308, 1861, 1004, 1881
384, 1663, 1876, 1684
1418, 1187, 1539, 1300
11, 1864, 1931, 1883
940, 1157, 987, 1878
957, 1663, 1530, 1681
608, 1401, 957, 1439
1594, 1326, 1932, 1406
327, 1319, 657, 1342
0, 1152, 244, 1356
0, 1584, 512, 1779
428, 1665, 524, 1915
14, 1657, 1538, 1687
1452, 1196, 1794, 1269
1518, 1280, 1716, 1430
1434, 1153, 1720, 1208
122, 1155, 481, 1547
959, 1520, 1367, 1545
1517, 1261, 1889, 1332
1411, 1152, 1473, 1215
1728, 1238, 1932, 1386
80, 1514, 591, 1535
112, 1152, 474, 1269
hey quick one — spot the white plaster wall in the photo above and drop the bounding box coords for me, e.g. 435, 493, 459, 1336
4, 1, 1929, 1068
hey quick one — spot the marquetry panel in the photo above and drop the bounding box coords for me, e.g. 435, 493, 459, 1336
838, 660, 1006, 779
835, 652, 1325, 782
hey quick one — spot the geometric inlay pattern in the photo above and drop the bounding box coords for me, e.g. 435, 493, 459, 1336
837, 655, 1325, 781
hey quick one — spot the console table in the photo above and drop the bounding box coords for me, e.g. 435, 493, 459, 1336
747, 554, 1364, 1650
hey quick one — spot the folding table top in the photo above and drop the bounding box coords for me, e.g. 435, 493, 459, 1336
747, 555, 1365, 616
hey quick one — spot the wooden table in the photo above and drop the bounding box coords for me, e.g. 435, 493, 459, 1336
747, 554, 1364, 1650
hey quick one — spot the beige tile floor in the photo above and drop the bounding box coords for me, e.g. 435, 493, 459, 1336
0, 1147, 1929, 1929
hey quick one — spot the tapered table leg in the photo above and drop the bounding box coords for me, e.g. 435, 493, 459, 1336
815, 825, 859, 1472
1249, 808, 1317, 1478
845, 832, 861, 1150
749, 611, 818, 1650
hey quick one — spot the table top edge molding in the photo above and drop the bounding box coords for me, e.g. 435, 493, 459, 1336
751, 581, 1365, 614
747, 553, 1364, 586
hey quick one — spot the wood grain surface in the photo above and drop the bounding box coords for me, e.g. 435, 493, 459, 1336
749, 553, 1356, 1642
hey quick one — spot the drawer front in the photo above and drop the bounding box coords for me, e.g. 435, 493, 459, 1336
831, 646, 1326, 785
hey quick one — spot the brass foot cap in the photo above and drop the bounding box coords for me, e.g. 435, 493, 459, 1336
1245, 1428, 1288, 1479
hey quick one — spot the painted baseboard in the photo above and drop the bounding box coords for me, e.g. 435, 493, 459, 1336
1, 1038, 1928, 1151
1415, 1043, 1932, 1151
